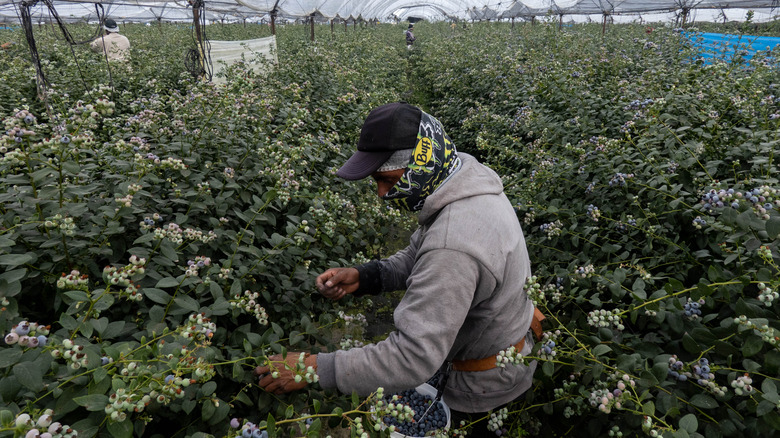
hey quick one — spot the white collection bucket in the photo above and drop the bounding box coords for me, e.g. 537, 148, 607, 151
386, 383, 451, 438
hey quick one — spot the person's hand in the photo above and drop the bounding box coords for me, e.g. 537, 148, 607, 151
254, 352, 317, 395
315, 267, 359, 300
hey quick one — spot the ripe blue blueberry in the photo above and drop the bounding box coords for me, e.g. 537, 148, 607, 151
14, 322, 30, 336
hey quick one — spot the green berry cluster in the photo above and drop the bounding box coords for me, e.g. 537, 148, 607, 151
730, 373, 754, 396
50, 339, 90, 370
587, 309, 625, 331
757, 282, 778, 307
102, 255, 147, 302
735, 315, 778, 345
230, 290, 269, 325
487, 407, 508, 432
44, 214, 76, 236
495, 345, 524, 368
524, 275, 543, 306
12, 410, 78, 438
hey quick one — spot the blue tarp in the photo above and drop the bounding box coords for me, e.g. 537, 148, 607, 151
684, 31, 780, 65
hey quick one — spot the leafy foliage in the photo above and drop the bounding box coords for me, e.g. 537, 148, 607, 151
0, 19, 779, 438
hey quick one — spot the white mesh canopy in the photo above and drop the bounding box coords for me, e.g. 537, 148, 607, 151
0, 0, 777, 23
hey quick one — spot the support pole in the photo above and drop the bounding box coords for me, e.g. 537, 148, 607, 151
559, 14, 563, 30
270, 10, 276, 35
310, 13, 314, 41
20, 0, 47, 103
192, 0, 208, 80
602, 13, 607, 36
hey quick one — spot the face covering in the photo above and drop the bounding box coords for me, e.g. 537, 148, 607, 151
382, 111, 461, 211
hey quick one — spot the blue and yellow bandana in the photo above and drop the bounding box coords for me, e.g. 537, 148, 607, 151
382, 111, 461, 211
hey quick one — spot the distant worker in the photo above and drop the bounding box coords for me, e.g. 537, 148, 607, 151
405, 23, 416, 50
90, 18, 130, 62
1, 42, 13, 50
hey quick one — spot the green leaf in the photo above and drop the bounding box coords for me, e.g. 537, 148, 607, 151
690, 393, 718, 409
682, 333, 701, 354
742, 335, 764, 357
766, 216, 780, 239
201, 398, 215, 421
62, 161, 80, 174
69, 419, 98, 438
0, 410, 14, 428
174, 295, 200, 313
642, 401, 655, 416
155, 277, 181, 288
763, 410, 780, 431
0, 349, 22, 368
762, 379, 778, 396
542, 361, 554, 376
230, 280, 242, 297
13, 362, 43, 391
0, 253, 34, 268
93, 367, 108, 384
143, 288, 172, 305
289, 330, 303, 346
757, 400, 778, 416
106, 419, 133, 438
235, 391, 253, 406
592, 344, 612, 356
679, 414, 698, 433
0, 268, 27, 283
90, 318, 109, 336
74, 394, 109, 412
266, 414, 276, 436
201, 381, 217, 397
182, 399, 197, 415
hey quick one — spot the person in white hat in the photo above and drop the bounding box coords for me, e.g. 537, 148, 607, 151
90, 18, 130, 62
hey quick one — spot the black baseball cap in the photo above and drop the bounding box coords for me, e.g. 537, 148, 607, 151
103, 18, 119, 32
336, 102, 422, 180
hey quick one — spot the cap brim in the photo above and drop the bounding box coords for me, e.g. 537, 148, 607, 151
336, 150, 394, 180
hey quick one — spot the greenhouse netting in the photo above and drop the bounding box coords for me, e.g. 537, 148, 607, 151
0, 0, 778, 24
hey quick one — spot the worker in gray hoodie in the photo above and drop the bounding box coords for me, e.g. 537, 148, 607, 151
256, 102, 539, 435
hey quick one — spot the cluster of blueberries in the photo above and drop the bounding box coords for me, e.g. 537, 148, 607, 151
237, 422, 268, 438
683, 300, 703, 318
624, 98, 654, 111
382, 389, 447, 437
667, 357, 688, 382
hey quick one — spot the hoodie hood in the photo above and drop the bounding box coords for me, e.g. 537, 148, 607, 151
418, 153, 505, 225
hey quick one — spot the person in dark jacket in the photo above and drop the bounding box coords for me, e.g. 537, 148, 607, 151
255, 103, 538, 436
405, 23, 416, 49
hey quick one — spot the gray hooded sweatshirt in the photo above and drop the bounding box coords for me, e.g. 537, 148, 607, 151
317, 153, 536, 413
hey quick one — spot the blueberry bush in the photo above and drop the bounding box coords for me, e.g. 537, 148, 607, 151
0, 18, 779, 438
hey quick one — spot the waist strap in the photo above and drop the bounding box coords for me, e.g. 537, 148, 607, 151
452, 308, 546, 372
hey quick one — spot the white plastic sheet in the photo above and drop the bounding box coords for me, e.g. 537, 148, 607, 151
208, 35, 277, 84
